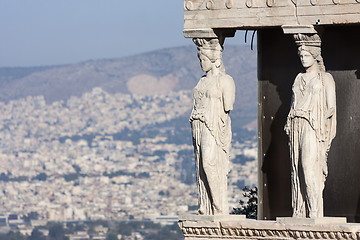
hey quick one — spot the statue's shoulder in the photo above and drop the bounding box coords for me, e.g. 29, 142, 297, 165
322, 72, 335, 86
196, 75, 206, 85
221, 73, 234, 80
220, 74, 235, 89
295, 72, 303, 79
293, 73, 303, 85
221, 74, 235, 84
322, 72, 334, 80
294, 72, 304, 81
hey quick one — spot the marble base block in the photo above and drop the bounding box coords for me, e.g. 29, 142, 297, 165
178, 215, 360, 239
178, 214, 246, 222
276, 217, 347, 225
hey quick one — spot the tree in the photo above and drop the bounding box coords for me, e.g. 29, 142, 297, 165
23, 211, 39, 225
144, 223, 183, 240
65, 223, 75, 233
72, 164, 81, 173
28, 229, 46, 240
0, 173, 9, 181
32, 173, 47, 181
48, 223, 69, 240
106, 232, 118, 240
232, 186, 258, 219
63, 173, 79, 182
0, 231, 25, 240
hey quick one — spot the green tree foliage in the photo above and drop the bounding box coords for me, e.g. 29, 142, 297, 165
72, 164, 81, 173
65, 223, 74, 232
111, 221, 183, 240
22, 211, 39, 226
106, 232, 118, 240
103, 170, 135, 178
0, 172, 28, 182
158, 190, 169, 196
63, 173, 79, 182
0, 172, 9, 181
232, 186, 258, 219
32, 173, 47, 181
137, 172, 150, 178
144, 223, 183, 240
28, 229, 46, 240
48, 223, 69, 240
0, 231, 25, 240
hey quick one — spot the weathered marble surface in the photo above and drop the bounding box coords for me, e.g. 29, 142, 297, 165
179, 216, 360, 239
179, 214, 246, 222
190, 37, 235, 215
183, 0, 360, 33
284, 32, 336, 218
276, 217, 346, 224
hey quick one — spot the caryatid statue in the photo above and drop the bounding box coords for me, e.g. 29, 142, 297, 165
190, 37, 235, 215
285, 32, 336, 218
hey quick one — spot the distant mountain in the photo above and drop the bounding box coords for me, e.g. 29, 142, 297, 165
0, 45, 257, 119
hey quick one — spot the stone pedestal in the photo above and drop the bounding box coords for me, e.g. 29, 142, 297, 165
178, 216, 360, 239
276, 217, 347, 225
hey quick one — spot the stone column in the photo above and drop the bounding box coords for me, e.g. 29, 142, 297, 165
190, 34, 236, 215
282, 26, 336, 219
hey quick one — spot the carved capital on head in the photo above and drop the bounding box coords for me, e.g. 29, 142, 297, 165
193, 37, 224, 50
193, 37, 224, 61
293, 32, 326, 72
293, 32, 321, 47
281, 25, 324, 48
193, 37, 225, 70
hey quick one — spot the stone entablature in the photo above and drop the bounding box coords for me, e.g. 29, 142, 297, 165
184, 0, 360, 32
179, 216, 360, 239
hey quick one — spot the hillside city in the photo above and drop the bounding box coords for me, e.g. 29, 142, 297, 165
0, 87, 257, 239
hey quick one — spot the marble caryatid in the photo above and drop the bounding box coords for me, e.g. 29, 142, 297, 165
190, 37, 235, 215
285, 33, 336, 218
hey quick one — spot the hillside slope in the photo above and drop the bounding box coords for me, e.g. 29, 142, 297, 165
0, 45, 257, 118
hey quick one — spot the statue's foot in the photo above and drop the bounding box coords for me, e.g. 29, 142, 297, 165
309, 211, 320, 218
292, 212, 306, 218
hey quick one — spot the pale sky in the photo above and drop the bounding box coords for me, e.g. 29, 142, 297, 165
0, 0, 247, 67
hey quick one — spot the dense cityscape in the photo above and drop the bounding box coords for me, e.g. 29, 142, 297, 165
0, 88, 257, 239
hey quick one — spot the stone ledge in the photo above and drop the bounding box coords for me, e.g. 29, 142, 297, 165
178, 215, 360, 239
183, 28, 236, 38
179, 214, 246, 222
276, 217, 347, 225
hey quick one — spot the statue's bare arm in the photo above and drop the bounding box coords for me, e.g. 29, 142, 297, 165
324, 73, 336, 119
221, 75, 236, 113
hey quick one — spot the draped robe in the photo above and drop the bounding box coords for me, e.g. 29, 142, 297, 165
190, 73, 235, 215
285, 71, 336, 218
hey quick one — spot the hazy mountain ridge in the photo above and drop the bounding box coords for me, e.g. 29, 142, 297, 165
0, 45, 257, 119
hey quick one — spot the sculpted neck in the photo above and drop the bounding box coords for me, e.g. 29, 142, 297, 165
305, 63, 320, 74
206, 66, 221, 78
